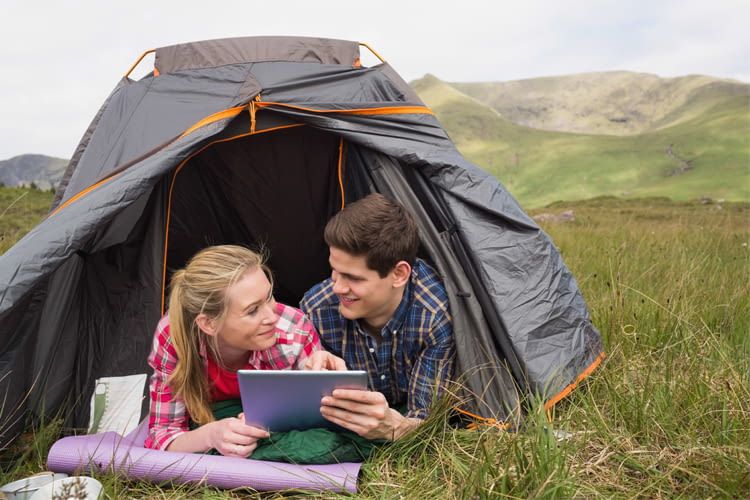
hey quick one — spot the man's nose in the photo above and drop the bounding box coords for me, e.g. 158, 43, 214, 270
332, 277, 348, 295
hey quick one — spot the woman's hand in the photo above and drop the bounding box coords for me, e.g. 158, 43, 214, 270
206, 414, 270, 457
305, 350, 347, 371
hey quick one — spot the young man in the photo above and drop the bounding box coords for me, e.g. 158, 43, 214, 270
300, 193, 455, 441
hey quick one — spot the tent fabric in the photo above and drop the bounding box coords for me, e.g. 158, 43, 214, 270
155, 36, 360, 73
0, 36, 602, 445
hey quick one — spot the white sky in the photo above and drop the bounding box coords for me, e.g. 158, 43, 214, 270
1, 0, 748, 159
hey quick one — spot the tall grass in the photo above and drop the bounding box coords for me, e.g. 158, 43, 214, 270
540, 198, 750, 497
1, 195, 748, 498
0, 186, 52, 254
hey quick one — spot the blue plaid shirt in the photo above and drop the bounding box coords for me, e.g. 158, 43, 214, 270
300, 258, 455, 419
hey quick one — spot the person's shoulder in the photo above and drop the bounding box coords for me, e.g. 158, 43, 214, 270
300, 278, 338, 311
149, 313, 177, 365
273, 303, 319, 349
411, 259, 450, 317
274, 302, 309, 332
153, 314, 172, 346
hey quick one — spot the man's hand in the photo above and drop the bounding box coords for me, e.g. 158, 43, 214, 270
320, 389, 421, 440
305, 350, 347, 371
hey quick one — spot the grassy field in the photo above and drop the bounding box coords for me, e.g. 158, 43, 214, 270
0, 186, 53, 253
1, 191, 749, 498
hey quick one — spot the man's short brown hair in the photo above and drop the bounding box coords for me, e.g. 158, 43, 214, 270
324, 193, 419, 277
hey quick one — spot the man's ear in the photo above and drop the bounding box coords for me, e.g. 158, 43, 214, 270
195, 313, 218, 337
391, 261, 412, 288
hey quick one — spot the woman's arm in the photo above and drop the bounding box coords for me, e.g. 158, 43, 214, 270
166, 415, 269, 457
305, 350, 347, 370
292, 306, 347, 370
146, 317, 270, 455
144, 318, 191, 450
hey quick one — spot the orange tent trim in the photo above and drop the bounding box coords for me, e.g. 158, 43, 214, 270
160, 122, 306, 313
255, 101, 434, 116
544, 351, 606, 411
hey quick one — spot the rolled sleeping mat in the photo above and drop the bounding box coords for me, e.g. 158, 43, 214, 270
46, 421, 361, 493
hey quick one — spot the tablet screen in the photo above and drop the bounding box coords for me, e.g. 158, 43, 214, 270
237, 370, 368, 432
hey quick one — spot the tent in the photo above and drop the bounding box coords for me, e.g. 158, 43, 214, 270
0, 36, 603, 443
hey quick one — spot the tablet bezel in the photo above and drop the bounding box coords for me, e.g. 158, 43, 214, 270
237, 370, 369, 432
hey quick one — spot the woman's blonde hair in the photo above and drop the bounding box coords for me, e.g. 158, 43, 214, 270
167, 244, 271, 425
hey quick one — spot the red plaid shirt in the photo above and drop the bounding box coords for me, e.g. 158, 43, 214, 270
144, 302, 320, 450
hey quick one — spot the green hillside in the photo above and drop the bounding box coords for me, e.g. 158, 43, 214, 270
412, 74, 750, 208
0, 186, 53, 253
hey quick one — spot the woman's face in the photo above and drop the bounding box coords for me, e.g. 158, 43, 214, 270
212, 267, 278, 360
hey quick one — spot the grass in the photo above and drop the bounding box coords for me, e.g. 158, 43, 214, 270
0, 186, 53, 254
1, 192, 749, 498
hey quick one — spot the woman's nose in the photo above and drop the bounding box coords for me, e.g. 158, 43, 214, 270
264, 300, 279, 324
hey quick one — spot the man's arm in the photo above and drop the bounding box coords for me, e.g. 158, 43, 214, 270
405, 310, 455, 420
320, 389, 422, 440
320, 311, 455, 441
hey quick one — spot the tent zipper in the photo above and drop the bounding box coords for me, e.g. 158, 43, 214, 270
249, 94, 262, 134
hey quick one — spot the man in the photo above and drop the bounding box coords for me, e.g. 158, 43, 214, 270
301, 193, 455, 441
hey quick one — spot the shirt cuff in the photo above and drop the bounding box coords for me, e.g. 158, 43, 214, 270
405, 409, 428, 420
154, 429, 186, 451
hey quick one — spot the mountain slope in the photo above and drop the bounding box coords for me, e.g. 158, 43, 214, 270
412, 74, 750, 208
450, 71, 749, 136
0, 154, 68, 190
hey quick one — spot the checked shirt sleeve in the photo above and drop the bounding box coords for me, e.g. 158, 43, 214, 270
144, 317, 190, 450
406, 309, 456, 420
269, 303, 322, 370
291, 310, 323, 369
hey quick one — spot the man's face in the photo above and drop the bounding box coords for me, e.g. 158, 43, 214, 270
328, 247, 406, 330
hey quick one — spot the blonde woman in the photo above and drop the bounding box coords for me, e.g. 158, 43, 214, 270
144, 245, 345, 457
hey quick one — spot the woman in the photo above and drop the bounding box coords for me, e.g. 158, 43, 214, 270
144, 245, 344, 457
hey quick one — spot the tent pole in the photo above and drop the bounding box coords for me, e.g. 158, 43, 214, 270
358, 42, 386, 63
124, 49, 156, 79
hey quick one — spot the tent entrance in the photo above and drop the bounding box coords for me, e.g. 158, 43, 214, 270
165, 125, 355, 308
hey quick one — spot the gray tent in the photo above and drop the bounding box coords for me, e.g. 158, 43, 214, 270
0, 36, 603, 442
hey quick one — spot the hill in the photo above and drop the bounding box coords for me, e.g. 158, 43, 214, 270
0, 154, 68, 190
411, 73, 750, 208
450, 71, 749, 136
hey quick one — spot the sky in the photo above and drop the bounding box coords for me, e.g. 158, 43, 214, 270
1, 0, 748, 160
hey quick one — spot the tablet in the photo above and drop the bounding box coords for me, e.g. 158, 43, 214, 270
237, 370, 368, 432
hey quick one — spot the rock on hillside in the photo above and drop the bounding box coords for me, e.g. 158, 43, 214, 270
433, 71, 748, 136
0, 154, 68, 190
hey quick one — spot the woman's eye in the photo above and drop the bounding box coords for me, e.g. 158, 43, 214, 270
247, 308, 259, 316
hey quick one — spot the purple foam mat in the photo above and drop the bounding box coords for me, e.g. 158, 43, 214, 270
46, 420, 361, 493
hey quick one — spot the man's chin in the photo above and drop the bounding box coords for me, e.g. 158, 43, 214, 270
338, 303, 361, 320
